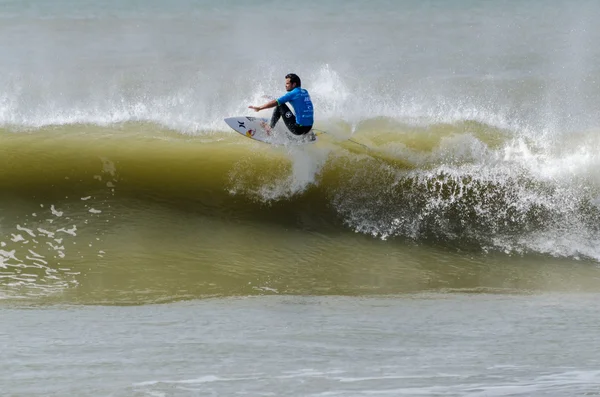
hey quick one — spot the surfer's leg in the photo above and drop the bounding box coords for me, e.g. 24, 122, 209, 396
269, 104, 284, 128
270, 103, 311, 135
279, 105, 312, 135
278, 103, 303, 133
290, 125, 313, 136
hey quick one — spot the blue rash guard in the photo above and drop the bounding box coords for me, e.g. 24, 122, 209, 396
276, 87, 314, 126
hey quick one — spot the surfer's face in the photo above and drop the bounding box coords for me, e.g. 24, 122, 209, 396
285, 78, 296, 92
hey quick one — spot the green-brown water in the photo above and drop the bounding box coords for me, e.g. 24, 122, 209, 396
2, 123, 600, 305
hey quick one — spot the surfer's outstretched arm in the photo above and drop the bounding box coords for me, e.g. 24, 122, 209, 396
249, 99, 277, 112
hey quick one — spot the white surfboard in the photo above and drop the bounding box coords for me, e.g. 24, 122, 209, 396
224, 116, 318, 145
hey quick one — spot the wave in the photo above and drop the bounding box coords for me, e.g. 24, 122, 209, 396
1, 118, 600, 262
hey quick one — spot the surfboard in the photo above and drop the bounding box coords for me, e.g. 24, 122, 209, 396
224, 116, 318, 145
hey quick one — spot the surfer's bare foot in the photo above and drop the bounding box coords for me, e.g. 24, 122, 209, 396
260, 121, 273, 135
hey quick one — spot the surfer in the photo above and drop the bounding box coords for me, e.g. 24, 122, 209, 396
248, 73, 314, 136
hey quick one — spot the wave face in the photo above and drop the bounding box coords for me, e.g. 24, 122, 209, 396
2, 0, 600, 302
2, 120, 600, 261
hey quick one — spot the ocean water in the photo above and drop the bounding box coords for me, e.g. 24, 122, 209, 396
3, 295, 600, 396
2, 0, 600, 395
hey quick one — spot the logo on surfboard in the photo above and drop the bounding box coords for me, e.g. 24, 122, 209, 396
246, 129, 256, 137
238, 121, 246, 129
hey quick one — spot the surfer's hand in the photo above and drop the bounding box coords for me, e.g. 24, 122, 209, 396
248, 106, 260, 112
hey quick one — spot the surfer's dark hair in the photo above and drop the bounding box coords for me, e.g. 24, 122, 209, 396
285, 73, 301, 87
